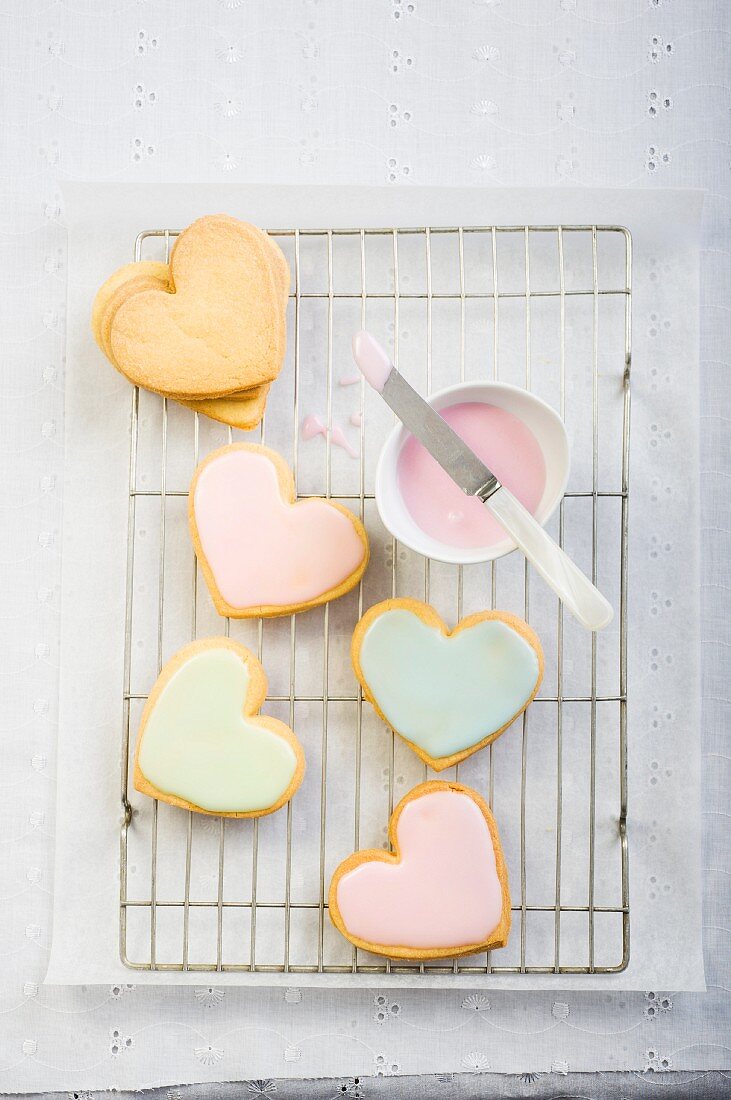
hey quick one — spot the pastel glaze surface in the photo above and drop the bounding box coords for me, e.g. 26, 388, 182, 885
352, 330, 392, 392
137, 648, 298, 813
397, 401, 546, 548
358, 609, 540, 759
193, 448, 365, 608
335, 789, 503, 949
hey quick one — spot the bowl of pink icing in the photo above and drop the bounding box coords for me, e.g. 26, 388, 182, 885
376, 381, 570, 564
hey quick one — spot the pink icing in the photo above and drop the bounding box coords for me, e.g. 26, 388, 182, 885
331, 424, 358, 458
352, 331, 392, 393
398, 401, 546, 549
193, 448, 365, 608
301, 415, 358, 458
335, 788, 504, 950
302, 414, 327, 441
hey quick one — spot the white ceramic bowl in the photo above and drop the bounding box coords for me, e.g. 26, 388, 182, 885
375, 380, 570, 565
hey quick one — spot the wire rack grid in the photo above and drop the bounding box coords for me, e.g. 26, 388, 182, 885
119, 222, 631, 979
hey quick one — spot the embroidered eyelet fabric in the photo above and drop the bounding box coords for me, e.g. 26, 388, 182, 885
1, 0, 728, 1092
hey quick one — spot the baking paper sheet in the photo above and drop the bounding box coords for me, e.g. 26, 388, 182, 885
47, 185, 704, 989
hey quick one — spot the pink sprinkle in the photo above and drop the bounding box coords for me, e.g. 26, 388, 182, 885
339, 374, 361, 387
350, 411, 362, 427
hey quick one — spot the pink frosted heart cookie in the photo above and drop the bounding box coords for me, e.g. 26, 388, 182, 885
189, 443, 369, 618
328, 781, 511, 959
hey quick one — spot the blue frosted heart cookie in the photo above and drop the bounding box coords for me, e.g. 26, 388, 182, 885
351, 599, 543, 771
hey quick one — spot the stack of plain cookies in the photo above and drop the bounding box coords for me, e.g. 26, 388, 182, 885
91, 214, 289, 430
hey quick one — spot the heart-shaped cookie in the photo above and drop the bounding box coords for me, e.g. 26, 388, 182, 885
91, 258, 271, 430
189, 443, 369, 618
95, 215, 287, 399
134, 638, 305, 817
329, 781, 511, 959
352, 599, 543, 771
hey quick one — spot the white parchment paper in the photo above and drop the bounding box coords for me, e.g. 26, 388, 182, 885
47, 184, 704, 991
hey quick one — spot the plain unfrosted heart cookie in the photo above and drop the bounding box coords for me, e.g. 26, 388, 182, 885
92, 214, 289, 401
189, 443, 369, 618
91, 258, 270, 430
134, 638, 304, 817
91, 215, 290, 428
352, 598, 543, 771
329, 781, 511, 959
107, 215, 284, 396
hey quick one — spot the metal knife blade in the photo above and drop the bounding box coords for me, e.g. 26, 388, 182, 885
382, 369, 501, 501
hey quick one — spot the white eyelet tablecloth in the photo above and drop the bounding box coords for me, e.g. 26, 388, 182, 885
1, 0, 729, 1093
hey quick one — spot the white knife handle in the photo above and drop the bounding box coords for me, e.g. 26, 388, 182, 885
486, 486, 613, 632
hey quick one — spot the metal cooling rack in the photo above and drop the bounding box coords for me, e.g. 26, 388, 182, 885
120, 223, 631, 978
